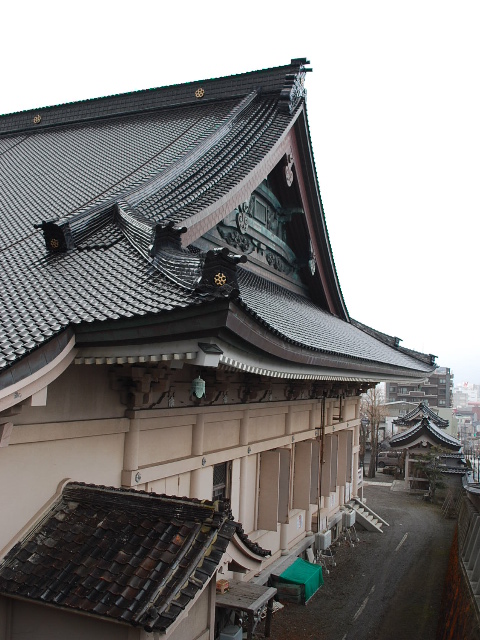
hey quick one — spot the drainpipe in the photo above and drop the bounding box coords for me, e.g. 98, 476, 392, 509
239, 408, 250, 525
190, 414, 205, 499
317, 396, 326, 532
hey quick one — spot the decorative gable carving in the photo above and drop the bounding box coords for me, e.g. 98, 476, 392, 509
214, 180, 304, 283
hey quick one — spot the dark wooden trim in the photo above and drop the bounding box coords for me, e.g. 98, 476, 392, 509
74, 298, 432, 380
74, 301, 231, 347
291, 110, 349, 320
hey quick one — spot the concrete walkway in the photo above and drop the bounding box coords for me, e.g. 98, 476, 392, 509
261, 482, 455, 640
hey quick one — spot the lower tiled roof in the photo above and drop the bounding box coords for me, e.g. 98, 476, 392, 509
237, 270, 434, 373
0, 483, 237, 632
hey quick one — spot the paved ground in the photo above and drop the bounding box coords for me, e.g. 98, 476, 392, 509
257, 474, 456, 640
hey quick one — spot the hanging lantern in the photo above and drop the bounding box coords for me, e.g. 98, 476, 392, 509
191, 376, 206, 399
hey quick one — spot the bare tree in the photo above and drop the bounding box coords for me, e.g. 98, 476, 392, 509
413, 445, 448, 502
361, 385, 386, 478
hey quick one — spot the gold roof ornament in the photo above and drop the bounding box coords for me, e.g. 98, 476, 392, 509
195, 88, 205, 99
214, 273, 227, 286
33, 115, 42, 124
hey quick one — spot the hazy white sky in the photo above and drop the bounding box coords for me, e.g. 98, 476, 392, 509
1, 1, 479, 383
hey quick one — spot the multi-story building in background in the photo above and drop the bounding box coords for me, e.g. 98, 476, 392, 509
385, 367, 453, 408
453, 383, 480, 408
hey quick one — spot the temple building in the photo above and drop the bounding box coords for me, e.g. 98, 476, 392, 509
390, 405, 466, 494
0, 60, 436, 639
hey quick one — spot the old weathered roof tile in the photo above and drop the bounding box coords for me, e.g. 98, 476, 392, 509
0, 483, 241, 632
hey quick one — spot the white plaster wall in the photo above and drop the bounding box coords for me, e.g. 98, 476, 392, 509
138, 425, 192, 466
203, 419, 240, 452
0, 433, 124, 551
252, 526, 281, 555
148, 473, 190, 497
291, 410, 310, 433
190, 466, 214, 501
249, 413, 285, 442
284, 509, 307, 545
14, 364, 124, 425
7, 599, 131, 640
343, 401, 356, 422
168, 585, 210, 640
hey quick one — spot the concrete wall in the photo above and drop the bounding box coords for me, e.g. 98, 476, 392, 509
437, 498, 480, 640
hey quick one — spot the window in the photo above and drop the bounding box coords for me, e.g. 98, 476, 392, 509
439, 400, 446, 406
212, 462, 231, 501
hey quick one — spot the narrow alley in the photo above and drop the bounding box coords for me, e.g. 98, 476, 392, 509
262, 478, 456, 640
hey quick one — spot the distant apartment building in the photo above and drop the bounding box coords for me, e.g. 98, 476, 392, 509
385, 366, 453, 408
453, 383, 480, 408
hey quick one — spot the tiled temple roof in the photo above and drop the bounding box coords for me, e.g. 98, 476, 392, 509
237, 270, 434, 372
0, 483, 240, 632
0, 60, 435, 382
390, 416, 461, 450
393, 401, 449, 427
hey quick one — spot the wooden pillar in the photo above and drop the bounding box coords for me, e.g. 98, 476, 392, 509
280, 523, 289, 554
191, 414, 205, 499
123, 419, 140, 472
239, 409, 250, 525
285, 405, 294, 435
355, 398, 361, 419
192, 413, 205, 456
305, 507, 313, 535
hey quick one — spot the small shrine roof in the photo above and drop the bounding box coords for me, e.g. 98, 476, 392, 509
393, 402, 449, 428
390, 416, 461, 450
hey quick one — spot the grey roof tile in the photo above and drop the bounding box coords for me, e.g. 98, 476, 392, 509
238, 269, 434, 372
0, 60, 433, 379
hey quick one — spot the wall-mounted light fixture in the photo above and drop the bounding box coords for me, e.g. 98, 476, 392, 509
191, 375, 206, 399
202, 457, 207, 466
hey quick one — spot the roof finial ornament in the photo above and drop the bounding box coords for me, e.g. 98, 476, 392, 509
279, 59, 312, 114
35, 219, 74, 253
197, 247, 247, 298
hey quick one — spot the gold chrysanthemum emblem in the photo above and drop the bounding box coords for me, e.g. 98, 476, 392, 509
50, 238, 60, 249
195, 88, 205, 99
214, 272, 227, 286
33, 114, 42, 124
